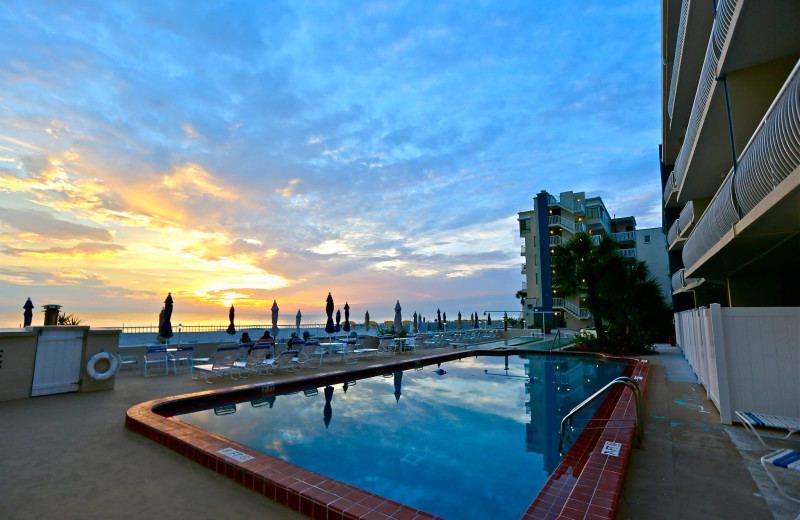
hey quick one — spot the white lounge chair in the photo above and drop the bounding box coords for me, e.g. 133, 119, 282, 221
171, 346, 194, 375
273, 348, 300, 372
761, 449, 800, 503
735, 411, 800, 449
243, 344, 276, 375
144, 347, 169, 377
192, 346, 245, 383
116, 351, 140, 373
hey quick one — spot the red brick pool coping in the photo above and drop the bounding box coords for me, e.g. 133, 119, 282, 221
126, 349, 649, 520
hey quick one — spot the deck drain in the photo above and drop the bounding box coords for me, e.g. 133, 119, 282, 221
218, 447, 254, 462
601, 441, 621, 456
401, 452, 426, 466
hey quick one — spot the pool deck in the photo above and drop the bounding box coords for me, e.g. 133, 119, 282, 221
1, 343, 797, 520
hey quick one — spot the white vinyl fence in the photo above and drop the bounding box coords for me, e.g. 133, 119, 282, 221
674, 304, 800, 425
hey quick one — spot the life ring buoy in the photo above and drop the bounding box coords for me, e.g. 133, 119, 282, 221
87, 352, 119, 381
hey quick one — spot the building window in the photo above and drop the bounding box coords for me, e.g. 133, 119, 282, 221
586, 207, 598, 219
535, 273, 539, 285
644, 234, 651, 244
519, 218, 531, 234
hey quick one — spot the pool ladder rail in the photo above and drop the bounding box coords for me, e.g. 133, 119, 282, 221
558, 376, 643, 455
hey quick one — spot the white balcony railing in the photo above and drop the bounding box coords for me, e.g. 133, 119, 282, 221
549, 235, 565, 247
663, 170, 678, 205
667, 0, 691, 121
548, 215, 586, 234
611, 231, 636, 243
669, 4, 738, 202
671, 268, 704, 293
521, 282, 527, 291
617, 248, 637, 259
590, 235, 601, 245
667, 218, 681, 248
677, 200, 696, 238
683, 59, 800, 271
552, 298, 591, 320
521, 245, 526, 256
547, 194, 585, 214
521, 263, 526, 274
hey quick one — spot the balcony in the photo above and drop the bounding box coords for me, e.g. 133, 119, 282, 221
521, 263, 526, 275
548, 194, 585, 215
677, 200, 697, 238
610, 231, 636, 244
617, 248, 637, 259
552, 298, 591, 320
521, 282, 527, 291
520, 245, 526, 256
683, 60, 800, 276
549, 235, 566, 247
671, 268, 704, 294
667, 218, 685, 251
663, 170, 678, 207
548, 215, 586, 234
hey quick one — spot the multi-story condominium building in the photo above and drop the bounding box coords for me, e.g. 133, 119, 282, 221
660, 0, 799, 311
517, 190, 644, 330
659, 1, 799, 425
636, 227, 672, 303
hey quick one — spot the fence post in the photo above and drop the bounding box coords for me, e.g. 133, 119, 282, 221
709, 303, 732, 424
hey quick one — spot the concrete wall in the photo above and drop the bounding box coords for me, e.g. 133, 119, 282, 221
675, 304, 800, 424
0, 330, 38, 401
0, 327, 121, 401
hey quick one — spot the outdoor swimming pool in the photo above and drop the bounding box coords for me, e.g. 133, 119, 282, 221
176, 354, 627, 519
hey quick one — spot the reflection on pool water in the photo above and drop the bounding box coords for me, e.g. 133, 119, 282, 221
178, 354, 627, 520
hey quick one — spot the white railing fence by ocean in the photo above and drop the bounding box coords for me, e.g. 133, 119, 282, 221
674, 304, 800, 425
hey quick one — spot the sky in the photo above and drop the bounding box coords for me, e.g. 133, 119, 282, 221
0, 1, 662, 326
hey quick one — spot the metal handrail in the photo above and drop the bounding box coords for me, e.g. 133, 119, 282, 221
558, 376, 643, 454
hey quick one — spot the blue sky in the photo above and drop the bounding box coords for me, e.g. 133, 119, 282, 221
0, 1, 661, 324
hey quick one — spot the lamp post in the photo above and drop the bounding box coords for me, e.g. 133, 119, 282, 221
178, 323, 182, 344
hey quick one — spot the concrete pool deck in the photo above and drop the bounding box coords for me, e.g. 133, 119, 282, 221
1, 344, 797, 519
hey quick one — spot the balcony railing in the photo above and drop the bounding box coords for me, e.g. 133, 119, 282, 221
521, 263, 526, 274
548, 194, 586, 214
667, 219, 681, 249
667, 0, 691, 120
611, 231, 636, 243
522, 282, 527, 290
671, 268, 704, 293
590, 235, 601, 245
617, 248, 637, 259
713, 0, 739, 52
677, 200, 696, 238
521, 245, 526, 256
549, 235, 566, 247
548, 215, 586, 234
663, 170, 678, 206
552, 298, 591, 320
683, 60, 800, 271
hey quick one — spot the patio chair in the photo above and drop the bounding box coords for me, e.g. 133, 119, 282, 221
404, 335, 417, 354
243, 344, 275, 375
192, 346, 246, 383
116, 351, 140, 373
376, 336, 395, 358
273, 348, 300, 372
735, 411, 800, 449
144, 347, 169, 377
294, 343, 321, 369
760, 449, 800, 503
193, 342, 238, 366
171, 346, 194, 375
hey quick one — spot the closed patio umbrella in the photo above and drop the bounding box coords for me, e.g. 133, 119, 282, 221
442, 312, 447, 331
413, 312, 418, 333
474, 311, 479, 329
325, 293, 335, 335
343, 302, 351, 332
23, 297, 34, 327
226, 305, 236, 335
364, 310, 370, 331
458, 311, 462, 329
394, 301, 402, 333
323, 386, 334, 429
271, 300, 279, 339
487, 313, 492, 327
437, 308, 442, 330
296, 309, 302, 333
159, 293, 174, 339
335, 309, 341, 333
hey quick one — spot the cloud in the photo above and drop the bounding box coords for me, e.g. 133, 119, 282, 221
4, 242, 125, 258
0, 207, 113, 241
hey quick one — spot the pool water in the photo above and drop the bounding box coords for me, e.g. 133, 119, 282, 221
178, 354, 627, 519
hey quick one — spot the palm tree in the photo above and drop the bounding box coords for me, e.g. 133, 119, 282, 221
550, 232, 625, 340
515, 290, 526, 305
